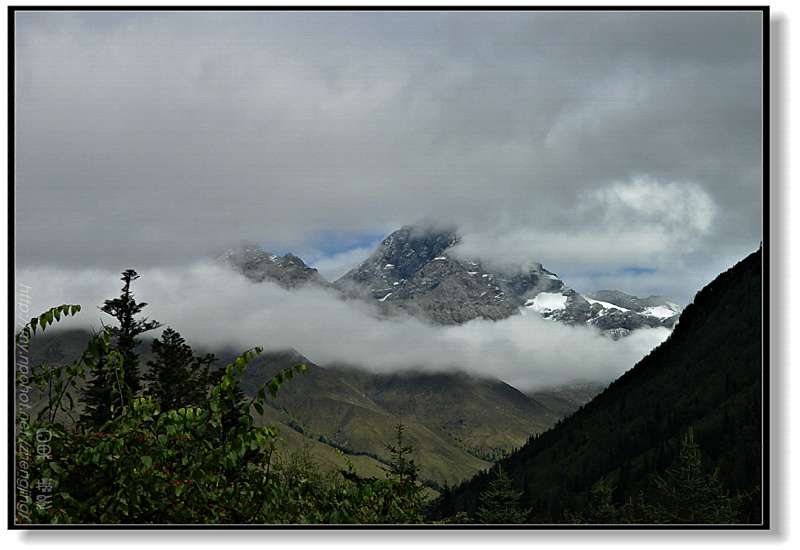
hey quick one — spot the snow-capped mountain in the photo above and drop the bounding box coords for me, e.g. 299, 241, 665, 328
583, 290, 682, 335
218, 227, 682, 336
333, 225, 682, 335
523, 289, 681, 338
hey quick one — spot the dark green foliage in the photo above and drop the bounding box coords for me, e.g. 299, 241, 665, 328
270, 443, 334, 522
98, 269, 162, 393
623, 428, 754, 524
15, 305, 87, 425
563, 477, 620, 524
81, 270, 162, 426
367, 418, 425, 523
207, 361, 249, 437
451, 248, 764, 524
15, 304, 82, 350
476, 466, 531, 524
432, 480, 454, 520
142, 327, 217, 412
383, 418, 419, 485
76, 344, 124, 427
565, 430, 755, 524
587, 478, 620, 523
16, 298, 428, 524
267, 444, 426, 524
208, 363, 266, 480
141, 327, 260, 471
16, 323, 307, 524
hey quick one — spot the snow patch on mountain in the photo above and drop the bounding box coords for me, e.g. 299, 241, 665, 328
525, 292, 569, 313
643, 304, 682, 319
586, 297, 627, 311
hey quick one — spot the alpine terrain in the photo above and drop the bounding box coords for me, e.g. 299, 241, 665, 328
448, 247, 764, 523
216, 240, 331, 289
221, 224, 682, 337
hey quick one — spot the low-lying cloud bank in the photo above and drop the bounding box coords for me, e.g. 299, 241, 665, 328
16, 262, 671, 391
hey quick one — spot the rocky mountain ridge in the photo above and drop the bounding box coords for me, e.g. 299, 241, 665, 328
333, 225, 681, 335
216, 240, 330, 289
219, 226, 681, 336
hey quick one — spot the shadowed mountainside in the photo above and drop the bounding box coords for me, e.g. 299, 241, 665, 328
449, 247, 764, 523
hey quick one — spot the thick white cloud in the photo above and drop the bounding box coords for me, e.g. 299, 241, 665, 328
448, 176, 724, 303
13, 9, 763, 312
589, 177, 716, 234
307, 245, 377, 281
15, 263, 670, 391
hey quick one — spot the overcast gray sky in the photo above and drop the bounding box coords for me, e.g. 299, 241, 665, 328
13, 9, 765, 388
14, 9, 764, 302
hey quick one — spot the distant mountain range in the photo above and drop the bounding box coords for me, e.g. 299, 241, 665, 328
217, 224, 682, 337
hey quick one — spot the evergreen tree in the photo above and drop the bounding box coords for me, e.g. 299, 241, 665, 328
564, 477, 621, 524
476, 466, 531, 524
100, 269, 162, 394
651, 428, 748, 523
430, 480, 473, 523
383, 417, 419, 485
587, 477, 620, 523
567, 430, 756, 525
624, 428, 752, 524
436, 481, 454, 519
379, 418, 425, 523
77, 344, 122, 427
81, 269, 161, 426
142, 327, 217, 412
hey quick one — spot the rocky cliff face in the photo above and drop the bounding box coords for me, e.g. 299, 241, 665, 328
216, 240, 330, 289
333, 226, 516, 323
218, 227, 682, 336
334, 225, 682, 335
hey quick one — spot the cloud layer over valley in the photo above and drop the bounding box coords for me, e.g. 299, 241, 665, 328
16, 263, 670, 391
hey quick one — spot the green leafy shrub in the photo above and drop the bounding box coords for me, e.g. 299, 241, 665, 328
15, 305, 306, 524
14, 303, 428, 525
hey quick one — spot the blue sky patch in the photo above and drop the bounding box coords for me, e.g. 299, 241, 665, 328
620, 266, 657, 276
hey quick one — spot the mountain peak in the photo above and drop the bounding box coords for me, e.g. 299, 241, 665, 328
374, 225, 461, 278
334, 224, 682, 333
219, 225, 682, 335
216, 241, 329, 290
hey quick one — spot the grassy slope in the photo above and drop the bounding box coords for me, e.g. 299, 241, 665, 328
23, 330, 591, 488
329, 368, 562, 455
235, 354, 494, 486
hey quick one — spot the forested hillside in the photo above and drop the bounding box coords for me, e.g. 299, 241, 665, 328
448, 247, 764, 524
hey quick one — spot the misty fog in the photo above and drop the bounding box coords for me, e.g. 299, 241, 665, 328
16, 262, 671, 391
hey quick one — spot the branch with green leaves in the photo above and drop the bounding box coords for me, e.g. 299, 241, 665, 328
15, 304, 81, 350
